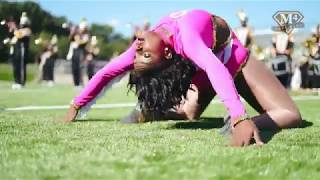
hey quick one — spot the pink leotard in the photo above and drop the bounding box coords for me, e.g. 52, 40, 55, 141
74, 9, 249, 119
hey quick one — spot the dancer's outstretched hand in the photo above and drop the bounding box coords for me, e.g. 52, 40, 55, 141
63, 105, 78, 123
230, 119, 264, 147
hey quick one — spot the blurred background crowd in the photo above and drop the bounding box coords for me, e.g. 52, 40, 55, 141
0, 1, 319, 93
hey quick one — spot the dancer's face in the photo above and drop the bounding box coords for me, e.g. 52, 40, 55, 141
134, 31, 171, 72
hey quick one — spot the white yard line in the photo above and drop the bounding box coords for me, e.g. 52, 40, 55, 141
4, 103, 137, 111
3, 96, 320, 111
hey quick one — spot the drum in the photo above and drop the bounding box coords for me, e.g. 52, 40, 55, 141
271, 55, 290, 76
270, 55, 290, 87
309, 58, 320, 88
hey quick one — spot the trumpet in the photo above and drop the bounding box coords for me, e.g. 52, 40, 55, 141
1, 20, 6, 25
62, 22, 77, 31
62, 22, 70, 29
35, 37, 43, 45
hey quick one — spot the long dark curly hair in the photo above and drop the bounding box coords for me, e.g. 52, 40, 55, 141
128, 54, 196, 120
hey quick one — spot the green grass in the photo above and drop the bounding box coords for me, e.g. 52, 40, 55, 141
0, 81, 320, 179
0, 63, 37, 81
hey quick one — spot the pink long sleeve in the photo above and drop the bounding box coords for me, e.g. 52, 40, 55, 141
180, 28, 247, 119
74, 9, 247, 120
74, 43, 135, 107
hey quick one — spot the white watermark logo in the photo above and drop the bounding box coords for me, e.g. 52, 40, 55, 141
272, 11, 304, 34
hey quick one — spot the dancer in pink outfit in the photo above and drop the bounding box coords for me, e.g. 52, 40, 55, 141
63, 9, 301, 146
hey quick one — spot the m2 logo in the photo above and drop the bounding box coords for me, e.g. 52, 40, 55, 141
272, 11, 304, 34
169, 10, 188, 19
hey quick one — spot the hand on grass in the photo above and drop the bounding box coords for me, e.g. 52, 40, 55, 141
230, 119, 264, 147
63, 105, 78, 123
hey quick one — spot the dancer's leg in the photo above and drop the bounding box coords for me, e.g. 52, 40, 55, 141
239, 58, 301, 130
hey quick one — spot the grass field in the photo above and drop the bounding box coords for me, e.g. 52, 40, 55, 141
0, 80, 320, 179
0, 63, 37, 82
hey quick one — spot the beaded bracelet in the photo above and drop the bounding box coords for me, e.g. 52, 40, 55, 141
232, 114, 251, 129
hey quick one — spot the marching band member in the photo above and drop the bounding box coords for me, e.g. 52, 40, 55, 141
36, 35, 58, 86
11, 12, 32, 89
271, 25, 294, 87
71, 18, 90, 87
234, 10, 253, 50
85, 36, 100, 80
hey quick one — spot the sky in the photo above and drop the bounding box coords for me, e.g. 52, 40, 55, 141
35, 0, 320, 37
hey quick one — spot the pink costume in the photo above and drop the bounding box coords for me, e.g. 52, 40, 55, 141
74, 9, 249, 120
